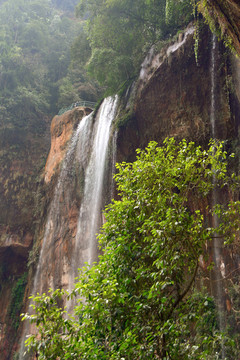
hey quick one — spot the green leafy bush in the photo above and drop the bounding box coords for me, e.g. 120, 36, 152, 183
23, 138, 240, 359
9, 272, 28, 330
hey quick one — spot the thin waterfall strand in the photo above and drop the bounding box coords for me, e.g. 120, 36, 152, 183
110, 130, 118, 200
210, 34, 226, 359
210, 35, 217, 139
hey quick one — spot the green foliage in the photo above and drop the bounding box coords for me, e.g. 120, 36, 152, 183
57, 29, 102, 108
116, 110, 135, 128
87, 49, 135, 94
9, 272, 28, 330
192, 0, 239, 55
23, 138, 240, 359
57, 77, 79, 108
23, 289, 71, 359
51, 0, 79, 11
75, 0, 193, 93
0, 0, 84, 124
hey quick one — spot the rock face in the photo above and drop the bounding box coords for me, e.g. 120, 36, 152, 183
0, 110, 50, 358
44, 107, 92, 184
0, 107, 92, 359
231, 55, 240, 134
117, 25, 235, 162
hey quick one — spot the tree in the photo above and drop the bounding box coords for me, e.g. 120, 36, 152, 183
23, 139, 240, 359
74, 0, 193, 93
51, 0, 79, 11
0, 0, 85, 121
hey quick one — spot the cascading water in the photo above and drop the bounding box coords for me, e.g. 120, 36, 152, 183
19, 114, 92, 359
34, 114, 93, 295
210, 35, 217, 139
68, 96, 118, 293
110, 130, 118, 200
19, 96, 118, 358
210, 34, 226, 358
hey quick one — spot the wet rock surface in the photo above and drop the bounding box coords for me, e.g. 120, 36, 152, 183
117, 27, 233, 163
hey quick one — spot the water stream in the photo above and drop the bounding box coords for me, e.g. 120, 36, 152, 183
19, 96, 118, 358
210, 35, 217, 139
210, 34, 226, 359
68, 96, 118, 294
35, 113, 93, 295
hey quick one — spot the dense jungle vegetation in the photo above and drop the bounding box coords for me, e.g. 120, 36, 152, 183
0, 0, 99, 129
74, 0, 193, 92
0, 0, 193, 141
0, 0, 238, 128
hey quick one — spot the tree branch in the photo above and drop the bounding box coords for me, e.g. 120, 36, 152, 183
169, 262, 199, 317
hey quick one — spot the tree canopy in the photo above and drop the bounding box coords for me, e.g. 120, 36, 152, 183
74, 0, 193, 93
72, 0, 240, 93
0, 0, 89, 130
23, 139, 240, 359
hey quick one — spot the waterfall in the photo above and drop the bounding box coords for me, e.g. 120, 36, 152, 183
34, 114, 93, 295
19, 96, 118, 358
68, 96, 118, 293
110, 130, 118, 200
210, 35, 217, 139
210, 34, 226, 359
210, 35, 219, 265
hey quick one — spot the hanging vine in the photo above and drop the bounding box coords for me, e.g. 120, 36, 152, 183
196, 0, 240, 56
165, 0, 174, 25
190, 0, 200, 64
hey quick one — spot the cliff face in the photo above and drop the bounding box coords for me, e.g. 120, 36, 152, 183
116, 25, 240, 346
0, 107, 91, 359
0, 113, 50, 358
117, 25, 236, 162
